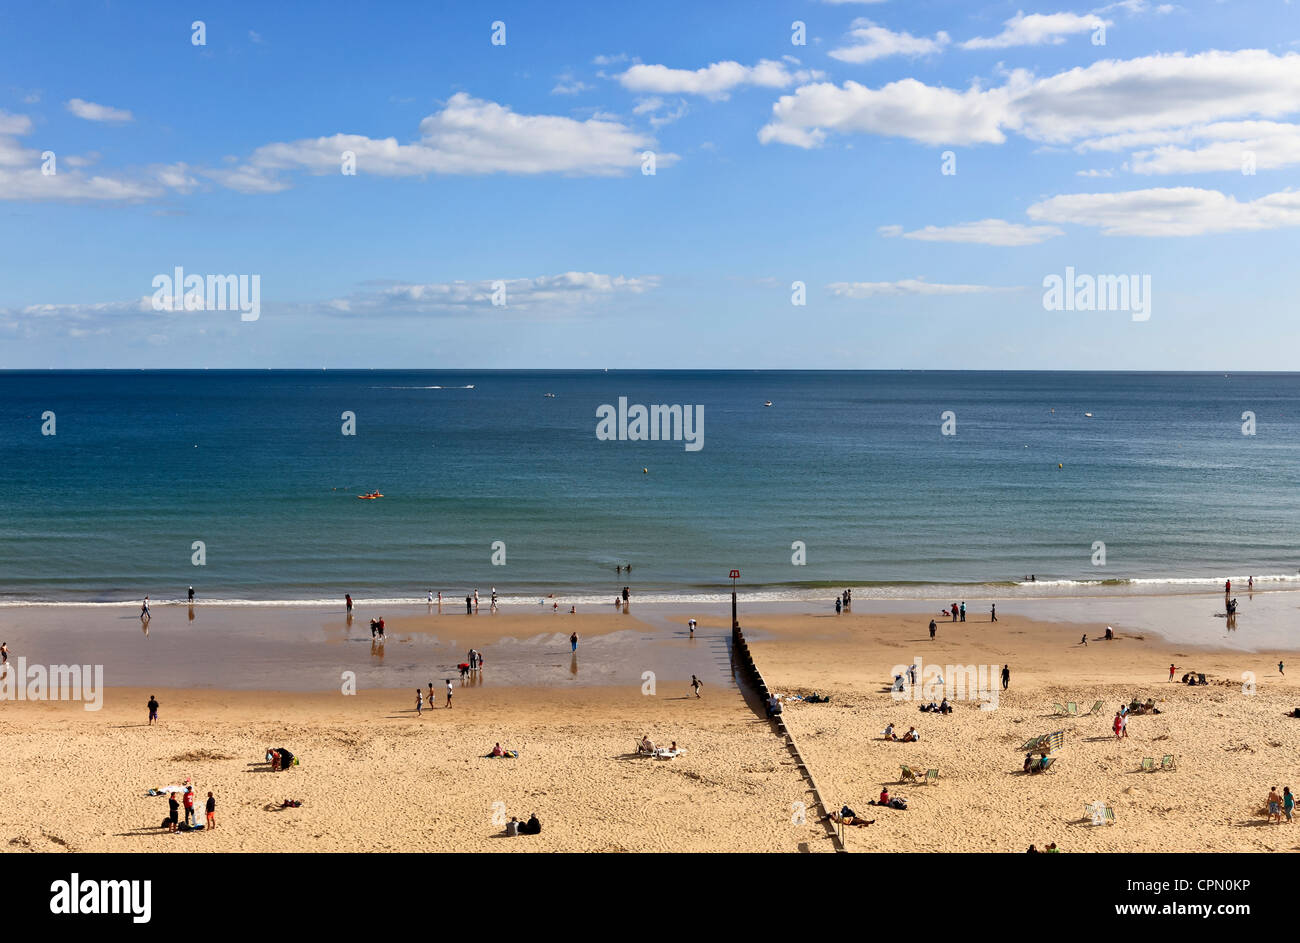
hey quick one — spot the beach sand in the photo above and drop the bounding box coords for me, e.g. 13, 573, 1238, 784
742, 608, 1300, 852
2, 603, 1296, 853
0, 681, 829, 853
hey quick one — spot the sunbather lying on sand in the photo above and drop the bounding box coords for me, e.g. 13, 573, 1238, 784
828, 805, 874, 827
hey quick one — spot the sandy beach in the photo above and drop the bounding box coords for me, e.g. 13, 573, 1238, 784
743, 607, 1300, 852
1, 600, 1296, 852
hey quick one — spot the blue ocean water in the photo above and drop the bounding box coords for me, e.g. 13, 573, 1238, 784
1, 370, 1298, 604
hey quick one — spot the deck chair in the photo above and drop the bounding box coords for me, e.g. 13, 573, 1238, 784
635, 740, 655, 756
900, 765, 918, 783
925, 768, 939, 785
1140, 757, 1155, 772
1045, 730, 1065, 754
1161, 755, 1177, 771
1053, 703, 1068, 716
1066, 702, 1079, 716
1039, 756, 1057, 773
1086, 700, 1104, 716
1019, 734, 1047, 752
1104, 805, 1116, 823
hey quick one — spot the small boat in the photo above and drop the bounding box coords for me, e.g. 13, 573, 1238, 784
1084, 412, 1093, 418
544, 392, 556, 398
764, 400, 773, 408
357, 492, 384, 499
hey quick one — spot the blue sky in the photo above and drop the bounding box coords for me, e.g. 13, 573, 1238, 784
1, 0, 1297, 369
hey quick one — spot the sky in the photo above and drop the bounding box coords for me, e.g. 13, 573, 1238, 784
0, 0, 1297, 370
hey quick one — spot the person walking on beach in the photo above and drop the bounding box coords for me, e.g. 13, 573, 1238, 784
427, 589, 433, 604
140, 596, 151, 620
415, 688, 423, 716
1001, 665, 1010, 691
1169, 663, 1177, 682
474, 589, 479, 611
950, 603, 957, 623
960, 601, 966, 622
147, 695, 159, 725
688, 618, 696, 637
691, 675, 703, 698
428, 681, 435, 705
990, 603, 997, 622
835, 597, 842, 615
1248, 576, 1254, 591
345, 593, 352, 615
1285, 787, 1295, 824
1268, 786, 1283, 824
445, 679, 454, 708
929, 619, 936, 640
0, 641, 7, 665
205, 792, 216, 829
1280, 661, 1286, 677
466, 595, 472, 614
570, 631, 579, 653
1112, 712, 1123, 740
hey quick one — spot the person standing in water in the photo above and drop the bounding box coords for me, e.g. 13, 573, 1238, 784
188, 586, 195, 603
346, 593, 353, 615
960, 601, 966, 622
141, 596, 151, 620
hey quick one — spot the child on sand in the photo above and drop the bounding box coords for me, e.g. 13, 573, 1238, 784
415, 688, 423, 716
446, 679, 453, 708
1268, 786, 1283, 823
147, 695, 159, 725
205, 792, 216, 829
691, 675, 702, 698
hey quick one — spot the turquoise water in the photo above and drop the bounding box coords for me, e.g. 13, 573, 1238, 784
1, 370, 1298, 604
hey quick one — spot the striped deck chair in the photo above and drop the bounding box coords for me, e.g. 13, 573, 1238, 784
900, 765, 918, 783
1140, 757, 1155, 772
1105, 805, 1116, 823
1086, 700, 1105, 716
1044, 730, 1065, 754
925, 768, 939, 785
1161, 755, 1177, 771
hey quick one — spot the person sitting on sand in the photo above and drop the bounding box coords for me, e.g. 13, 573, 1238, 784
1024, 753, 1036, 773
505, 817, 520, 836
640, 734, 656, 754
522, 813, 541, 835
492, 742, 503, 757
939, 697, 952, 714
899, 726, 920, 743
766, 695, 783, 717
882, 723, 896, 741
268, 748, 282, 772
877, 787, 890, 806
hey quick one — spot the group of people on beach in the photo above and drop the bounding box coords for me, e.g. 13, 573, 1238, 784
415, 679, 456, 714
834, 589, 852, 614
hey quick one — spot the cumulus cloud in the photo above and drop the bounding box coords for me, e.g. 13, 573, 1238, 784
1027, 186, 1300, 236
65, 98, 134, 122
828, 278, 1018, 297
617, 59, 819, 100
879, 218, 1064, 246
207, 93, 668, 192
760, 50, 1300, 151
830, 19, 951, 63
960, 11, 1109, 49
1079, 121, 1300, 174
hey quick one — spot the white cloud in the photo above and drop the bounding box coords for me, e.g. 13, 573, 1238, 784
65, 98, 134, 123
961, 12, 1110, 50
1076, 168, 1114, 177
0, 110, 33, 136
618, 59, 819, 100
1027, 186, 1300, 236
761, 50, 1300, 151
327, 272, 661, 315
1084, 121, 1300, 174
880, 218, 1064, 245
828, 278, 1017, 297
551, 73, 592, 95
830, 19, 951, 63
208, 93, 670, 192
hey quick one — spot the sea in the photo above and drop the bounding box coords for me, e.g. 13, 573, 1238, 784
2, 369, 1297, 608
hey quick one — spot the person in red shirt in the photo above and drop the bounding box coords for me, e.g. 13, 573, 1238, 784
1169, 664, 1177, 682
1113, 713, 1123, 739
183, 785, 196, 827
878, 787, 890, 806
